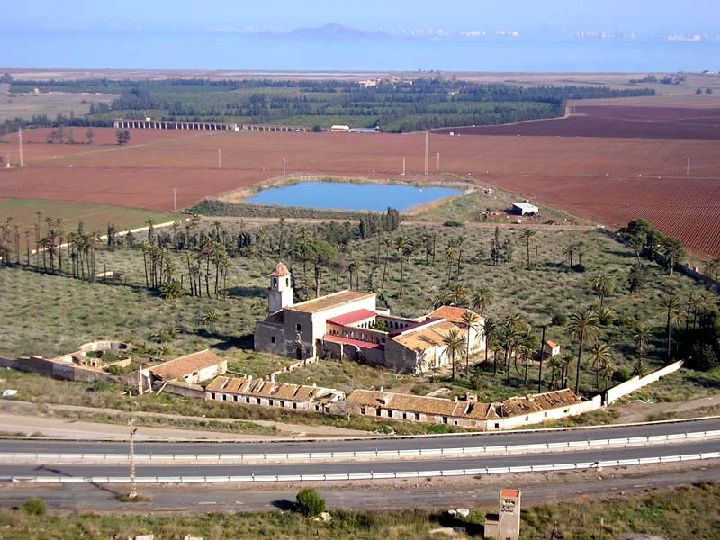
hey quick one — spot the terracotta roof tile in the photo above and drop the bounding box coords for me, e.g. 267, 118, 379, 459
287, 291, 375, 314
149, 350, 224, 381
429, 306, 482, 325
271, 262, 291, 277
206, 376, 343, 403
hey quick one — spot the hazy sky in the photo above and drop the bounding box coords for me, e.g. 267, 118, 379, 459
8, 0, 720, 35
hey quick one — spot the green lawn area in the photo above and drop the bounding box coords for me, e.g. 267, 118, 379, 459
1, 482, 718, 539
0, 198, 176, 234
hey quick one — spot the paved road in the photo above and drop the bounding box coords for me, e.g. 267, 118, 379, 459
1, 417, 717, 456
1, 466, 718, 512
2, 441, 716, 478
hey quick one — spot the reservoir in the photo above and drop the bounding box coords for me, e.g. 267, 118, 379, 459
246, 181, 462, 212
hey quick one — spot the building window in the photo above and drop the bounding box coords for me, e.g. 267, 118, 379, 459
273, 278, 277, 287
360, 407, 366, 415
285, 277, 289, 287
494, 422, 500, 429
376, 408, 382, 417
269, 400, 274, 406
271, 336, 276, 344
293, 403, 298, 410
296, 323, 302, 332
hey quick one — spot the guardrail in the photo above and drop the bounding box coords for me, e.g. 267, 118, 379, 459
5, 452, 719, 484
3, 430, 719, 465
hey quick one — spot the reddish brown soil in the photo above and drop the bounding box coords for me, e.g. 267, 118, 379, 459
1, 128, 719, 256
435, 105, 720, 140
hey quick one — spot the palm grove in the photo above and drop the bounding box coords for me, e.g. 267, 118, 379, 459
0, 210, 718, 400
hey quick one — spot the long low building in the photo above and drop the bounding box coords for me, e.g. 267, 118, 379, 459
346, 388, 599, 430
205, 375, 345, 412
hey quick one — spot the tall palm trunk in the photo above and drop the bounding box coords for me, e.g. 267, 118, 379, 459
574, 330, 585, 395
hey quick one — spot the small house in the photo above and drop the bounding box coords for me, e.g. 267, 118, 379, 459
543, 340, 561, 358
511, 202, 539, 216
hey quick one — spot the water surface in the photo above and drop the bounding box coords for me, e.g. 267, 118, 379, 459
246, 181, 461, 212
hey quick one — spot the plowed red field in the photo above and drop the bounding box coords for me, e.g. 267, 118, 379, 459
435, 105, 720, 140
1, 127, 719, 257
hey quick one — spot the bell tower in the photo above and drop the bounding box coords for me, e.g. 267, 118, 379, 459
268, 262, 293, 315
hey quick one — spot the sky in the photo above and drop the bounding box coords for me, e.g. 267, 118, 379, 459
7, 0, 720, 36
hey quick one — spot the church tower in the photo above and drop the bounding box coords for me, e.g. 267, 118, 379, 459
268, 262, 293, 315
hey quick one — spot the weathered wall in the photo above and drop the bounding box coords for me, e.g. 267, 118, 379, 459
605, 361, 683, 404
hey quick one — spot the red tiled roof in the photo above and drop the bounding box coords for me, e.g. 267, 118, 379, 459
149, 350, 224, 381
271, 262, 290, 277
324, 335, 384, 350
429, 306, 482, 325
545, 340, 558, 348
327, 309, 376, 326
500, 489, 520, 498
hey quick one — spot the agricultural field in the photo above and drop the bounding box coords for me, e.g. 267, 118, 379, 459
0, 91, 115, 122
1, 125, 720, 256
0, 198, 174, 233
435, 103, 720, 140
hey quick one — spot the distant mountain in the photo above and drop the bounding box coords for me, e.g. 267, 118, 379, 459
259, 23, 396, 41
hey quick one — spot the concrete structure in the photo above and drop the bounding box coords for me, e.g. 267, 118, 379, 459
511, 202, 539, 216
113, 119, 237, 131
254, 263, 485, 373
605, 360, 683, 405
205, 375, 344, 412
113, 119, 308, 133
484, 489, 521, 540
346, 388, 594, 430
330, 125, 351, 132
148, 350, 227, 385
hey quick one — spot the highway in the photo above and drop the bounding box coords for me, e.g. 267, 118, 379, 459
1, 417, 717, 456
0, 441, 717, 479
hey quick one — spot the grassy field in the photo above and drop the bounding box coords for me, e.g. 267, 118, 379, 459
0, 91, 115, 122
0, 198, 176, 235
1, 482, 718, 539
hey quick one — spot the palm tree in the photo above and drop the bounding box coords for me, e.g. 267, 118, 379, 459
455, 235, 466, 274
661, 292, 681, 361
472, 287, 493, 316
442, 328, 466, 382
704, 258, 720, 282
547, 355, 562, 390
591, 272, 615, 309
444, 244, 457, 282
562, 241, 576, 267
633, 322, 650, 374
446, 283, 469, 307
589, 342, 613, 392
600, 357, 615, 392
481, 317, 498, 371
461, 310, 480, 374
521, 229, 537, 269
498, 314, 524, 384
395, 236, 411, 297
566, 307, 600, 395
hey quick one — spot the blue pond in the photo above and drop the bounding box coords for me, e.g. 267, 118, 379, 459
246, 182, 461, 212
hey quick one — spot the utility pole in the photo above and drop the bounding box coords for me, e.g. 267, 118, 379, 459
436, 152, 440, 173
687, 157, 690, 177
173, 188, 177, 212
217, 148, 222, 169
282, 157, 287, 177
538, 325, 547, 393
401, 157, 406, 176
18, 127, 24, 168
128, 418, 138, 499
424, 131, 429, 176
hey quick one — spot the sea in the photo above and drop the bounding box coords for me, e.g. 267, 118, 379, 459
3, 32, 720, 72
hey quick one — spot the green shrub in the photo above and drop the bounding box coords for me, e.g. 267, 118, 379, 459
551, 312, 567, 326
21, 498, 46, 516
295, 488, 326, 517
443, 220, 464, 228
